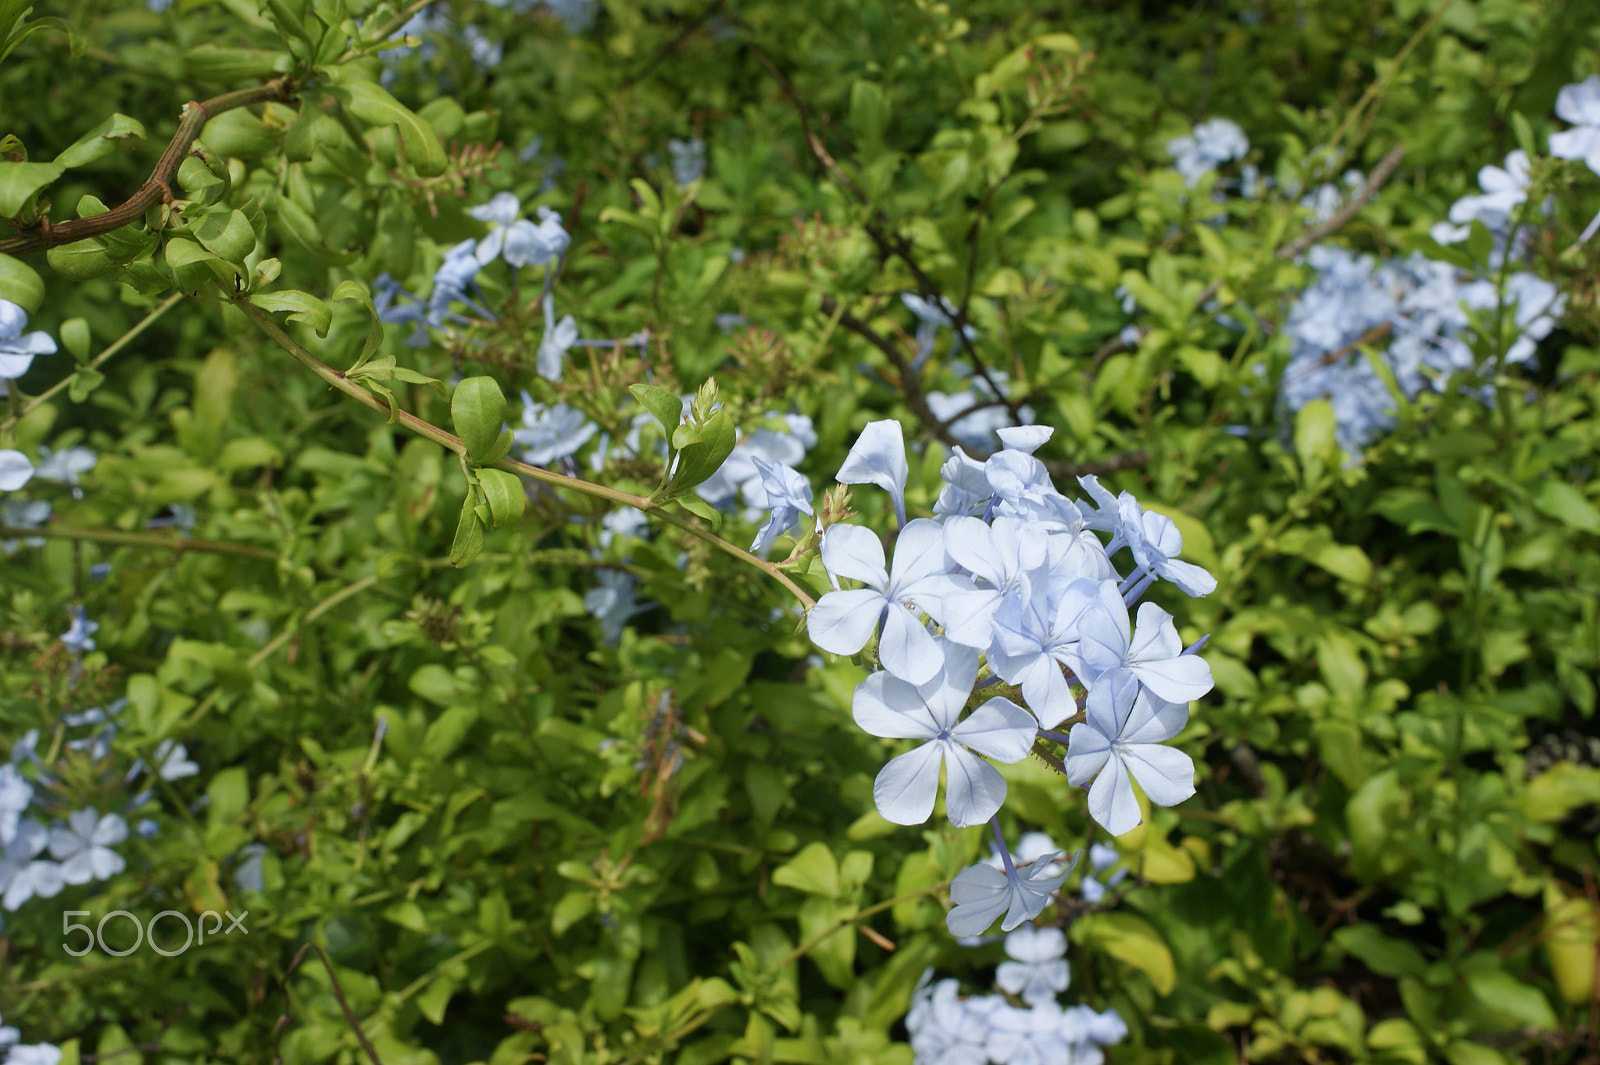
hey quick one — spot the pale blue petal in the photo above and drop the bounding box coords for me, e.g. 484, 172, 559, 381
1063, 722, 1111, 788
836, 419, 908, 526
953, 697, 1037, 763
946, 863, 1012, 937
1087, 754, 1142, 836
874, 742, 944, 824
1122, 743, 1196, 808
878, 605, 943, 685
820, 523, 888, 588
942, 745, 1009, 827
852, 671, 940, 740
806, 588, 885, 655
1121, 688, 1189, 744
1130, 655, 1213, 703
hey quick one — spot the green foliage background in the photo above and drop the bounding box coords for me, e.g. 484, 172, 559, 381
2, 0, 1599, 1063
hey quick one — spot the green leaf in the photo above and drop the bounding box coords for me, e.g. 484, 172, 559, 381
332, 278, 386, 371
449, 496, 486, 567
1521, 764, 1600, 824
183, 43, 292, 82
193, 208, 256, 263
422, 706, 478, 760
630, 383, 684, 438
477, 468, 526, 529
206, 766, 249, 828
0, 160, 63, 217
1078, 912, 1176, 994
666, 408, 737, 496
1461, 957, 1557, 1034
674, 495, 721, 523
0, 252, 44, 312
53, 113, 146, 170
1531, 480, 1600, 534
1294, 399, 1337, 484
474, 427, 515, 466
59, 317, 89, 361
848, 80, 889, 154
200, 108, 282, 159
252, 290, 332, 337
67, 367, 104, 402
1331, 925, 1427, 978
451, 376, 509, 463
46, 238, 118, 281
164, 235, 241, 291
415, 976, 454, 1027
772, 842, 840, 897
272, 193, 358, 265
337, 79, 447, 177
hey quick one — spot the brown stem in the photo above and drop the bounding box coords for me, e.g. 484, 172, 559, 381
818, 294, 956, 451
0, 79, 298, 256
236, 299, 816, 609
1091, 145, 1407, 370
1041, 448, 1150, 480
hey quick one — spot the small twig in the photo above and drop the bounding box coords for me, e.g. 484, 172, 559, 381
237, 299, 815, 609
0, 294, 184, 433
818, 294, 955, 449
1276, 144, 1406, 260
1041, 449, 1150, 480
748, 46, 864, 203
1092, 145, 1406, 370
0, 81, 298, 255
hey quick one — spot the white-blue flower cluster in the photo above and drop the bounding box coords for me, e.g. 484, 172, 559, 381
693, 412, 819, 555
0, 1010, 63, 1065
1165, 118, 1249, 187
906, 931, 1129, 1065
0, 713, 198, 915
1277, 244, 1561, 457
1267, 80, 1600, 458
375, 192, 571, 352
798, 419, 1214, 935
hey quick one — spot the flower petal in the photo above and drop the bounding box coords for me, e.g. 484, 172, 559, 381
942, 745, 1009, 827
806, 588, 885, 656
873, 742, 944, 825
1121, 742, 1196, 808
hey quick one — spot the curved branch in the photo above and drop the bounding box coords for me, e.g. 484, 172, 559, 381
0, 79, 298, 256
236, 299, 816, 610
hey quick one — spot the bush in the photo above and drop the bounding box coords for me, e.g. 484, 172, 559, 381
1, 1, 1597, 1063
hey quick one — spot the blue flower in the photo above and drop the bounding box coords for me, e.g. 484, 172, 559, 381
0, 818, 64, 909
668, 137, 706, 186
60, 605, 98, 655
49, 808, 128, 884
1065, 671, 1196, 836
851, 638, 1036, 827
946, 845, 1076, 936
512, 392, 598, 466
0, 451, 32, 493
1166, 118, 1248, 186
0, 299, 56, 381
748, 457, 813, 556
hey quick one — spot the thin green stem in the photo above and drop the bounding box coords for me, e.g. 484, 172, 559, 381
1323, 0, 1457, 162
0, 524, 277, 559
0, 294, 183, 434
237, 298, 816, 609
178, 573, 382, 730
775, 882, 947, 970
